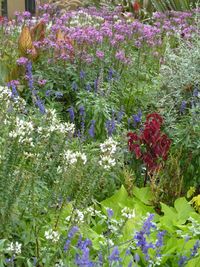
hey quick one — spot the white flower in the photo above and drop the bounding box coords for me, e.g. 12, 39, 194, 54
100, 137, 118, 155
99, 155, 116, 170
7, 241, 22, 255
63, 150, 87, 166
66, 209, 84, 224
121, 207, 136, 219
45, 229, 60, 242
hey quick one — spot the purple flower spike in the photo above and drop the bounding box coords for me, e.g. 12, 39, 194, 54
67, 107, 75, 122
88, 120, 96, 138
107, 208, 114, 218
108, 246, 122, 263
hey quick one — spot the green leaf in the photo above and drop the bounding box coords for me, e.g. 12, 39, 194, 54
174, 197, 194, 224
133, 186, 153, 205
186, 256, 200, 267
101, 185, 129, 217
160, 203, 177, 231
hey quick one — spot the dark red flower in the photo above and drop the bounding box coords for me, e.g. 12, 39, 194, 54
146, 113, 163, 126
127, 113, 171, 173
132, 1, 140, 13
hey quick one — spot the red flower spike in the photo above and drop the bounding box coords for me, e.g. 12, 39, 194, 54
132, 1, 140, 13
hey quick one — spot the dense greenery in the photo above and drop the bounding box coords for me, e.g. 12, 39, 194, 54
0, 2, 200, 266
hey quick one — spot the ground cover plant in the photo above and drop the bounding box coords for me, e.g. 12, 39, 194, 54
0, 1, 200, 266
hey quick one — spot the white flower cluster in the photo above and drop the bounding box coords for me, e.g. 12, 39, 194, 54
66, 209, 84, 224
0, 86, 26, 112
43, 109, 75, 136
63, 150, 87, 166
44, 229, 60, 242
121, 207, 136, 219
188, 217, 200, 236
7, 241, 22, 255
9, 117, 35, 146
69, 10, 104, 27
99, 137, 118, 170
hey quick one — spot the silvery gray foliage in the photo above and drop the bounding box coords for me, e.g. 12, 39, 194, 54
160, 35, 200, 95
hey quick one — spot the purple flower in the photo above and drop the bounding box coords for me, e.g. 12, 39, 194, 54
80, 70, 86, 79
55, 91, 63, 98
22, 11, 31, 18
98, 252, 103, 266
180, 101, 187, 113
178, 256, 188, 267
134, 214, 156, 260
142, 214, 156, 236
155, 231, 166, 248
72, 81, 78, 91
117, 109, 125, 124
67, 107, 75, 122
64, 226, 79, 252
190, 240, 200, 257
107, 208, 114, 218
38, 79, 47, 86
79, 106, 85, 117
86, 83, 91, 91
132, 109, 142, 127
64, 239, 71, 252
88, 120, 96, 138
75, 247, 93, 267
45, 90, 53, 97
108, 69, 114, 81
7, 80, 19, 98
68, 226, 79, 239
108, 246, 122, 263
105, 119, 116, 136
134, 253, 140, 262
96, 50, 104, 59
35, 98, 46, 114
16, 57, 28, 66
26, 61, 34, 90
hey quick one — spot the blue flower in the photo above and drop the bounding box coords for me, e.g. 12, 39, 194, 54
88, 120, 96, 138
67, 106, 75, 122
79, 106, 85, 117
54, 91, 63, 98
178, 256, 188, 267
68, 226, 79, 239
45, 90, 53, 97
107, 208, 114, 218
105, 119, 116, 136
180, 101, 187, 113
86, 83, 91, 91
35, 98, 46, 114
190, 240, 200, 257
75, 247, 93, 267
155, 231, 166, 248
80, 70, 86, 79
132, 109, 142, 127
72, 81, 78, 91
108, 68, 114, 81
108, 246, 122, 263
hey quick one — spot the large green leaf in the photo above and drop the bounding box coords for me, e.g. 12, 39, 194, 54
174, 197, 194, 224
186, 256, 200, 267
132, 186, 153, 205
101, 185, 131, 217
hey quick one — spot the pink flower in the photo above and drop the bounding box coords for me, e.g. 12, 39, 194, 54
38, 79, 47, 86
